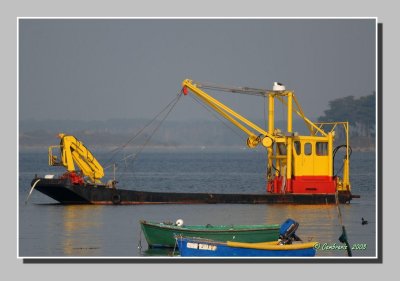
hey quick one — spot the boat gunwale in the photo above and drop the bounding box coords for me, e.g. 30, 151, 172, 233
227, 240, 318, 251
140, 220, 281, 233
177, 236, 318, 251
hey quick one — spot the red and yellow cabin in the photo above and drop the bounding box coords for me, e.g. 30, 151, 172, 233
268, 135, 337, 194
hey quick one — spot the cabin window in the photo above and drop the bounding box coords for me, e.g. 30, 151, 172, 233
316, 142, 328, 156
294, 141, 301, 155
277, 143, 287, 155
304, 143, 312, 155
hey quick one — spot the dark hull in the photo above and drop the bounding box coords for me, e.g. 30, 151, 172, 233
31, 178, 357, 205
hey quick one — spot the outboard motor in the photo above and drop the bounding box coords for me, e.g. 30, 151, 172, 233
279, 218, 302, 244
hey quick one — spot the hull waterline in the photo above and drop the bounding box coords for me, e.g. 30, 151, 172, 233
31, 177, 357, 205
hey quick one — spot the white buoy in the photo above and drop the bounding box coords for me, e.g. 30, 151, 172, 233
175, 219, 184, 226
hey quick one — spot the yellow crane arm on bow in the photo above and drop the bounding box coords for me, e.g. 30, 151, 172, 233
49, 133, 104, 183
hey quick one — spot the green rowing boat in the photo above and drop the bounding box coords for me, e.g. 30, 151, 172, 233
140, 219, 280, 248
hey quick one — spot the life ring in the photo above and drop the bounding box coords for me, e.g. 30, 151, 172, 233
112, 193, 121, 205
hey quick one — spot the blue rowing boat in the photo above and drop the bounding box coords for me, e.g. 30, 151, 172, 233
175, 218, 317, 257
175, 236, 317, 257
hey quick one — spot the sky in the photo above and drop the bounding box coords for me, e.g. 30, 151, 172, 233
18, 18, 376, 122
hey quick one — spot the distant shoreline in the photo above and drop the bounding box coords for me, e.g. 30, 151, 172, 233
18, 144, 376, 153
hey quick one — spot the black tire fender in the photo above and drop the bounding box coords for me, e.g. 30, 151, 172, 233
112, 193, 121, 205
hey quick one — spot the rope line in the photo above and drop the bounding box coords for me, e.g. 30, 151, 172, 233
123, 93, 182, 164
197, 82, 268, 97
335, 190, 353, 257
103, 92, 182, 170
114, 92, 182, 181
25, 179, 40, 204
189, 94, 244, 140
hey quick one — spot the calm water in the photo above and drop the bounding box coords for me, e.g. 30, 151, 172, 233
18, 149, 377, 258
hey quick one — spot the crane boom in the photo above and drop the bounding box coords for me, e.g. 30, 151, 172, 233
49, 133, 104, 184
182, 79, 275, 148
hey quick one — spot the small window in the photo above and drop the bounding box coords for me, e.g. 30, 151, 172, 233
294, 141, 301, 155
304, 143, 312, 155
316, 142, 328, 156
277, 143, 287, 155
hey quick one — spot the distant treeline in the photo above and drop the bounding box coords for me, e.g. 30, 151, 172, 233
19, 118, 304, 150
318, 93, 375, 150
20, 94, 376, 151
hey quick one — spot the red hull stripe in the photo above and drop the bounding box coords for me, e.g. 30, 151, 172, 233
268, 176, 337, 194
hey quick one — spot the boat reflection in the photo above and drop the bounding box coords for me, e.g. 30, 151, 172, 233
140, 247, 179, 257
61, 205, 104, 256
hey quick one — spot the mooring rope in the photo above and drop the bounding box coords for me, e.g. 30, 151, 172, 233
137, 228, 143, 252
172, 237, 179, 257
335, 190, 353, 257
25, 179, 40, 204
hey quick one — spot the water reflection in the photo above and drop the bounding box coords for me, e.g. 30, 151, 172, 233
62, 205, 104, 256
19, 151, 376, 258
140, 247, 179, 257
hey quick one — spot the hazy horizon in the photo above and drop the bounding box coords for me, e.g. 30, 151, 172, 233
19, 19, 376, 123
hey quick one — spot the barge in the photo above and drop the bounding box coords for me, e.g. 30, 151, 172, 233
29, 79, 359, 205
30, 177, 356, 204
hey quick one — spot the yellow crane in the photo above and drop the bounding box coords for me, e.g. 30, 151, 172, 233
48, 133, 104, 184
182, 79, 351, 196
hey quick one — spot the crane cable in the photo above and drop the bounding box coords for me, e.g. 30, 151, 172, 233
333, 144, 352, 177
102, 91, 182, 183
188, 94, 244, 140
197, 82, 268, 97
122, 91, 182, 164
